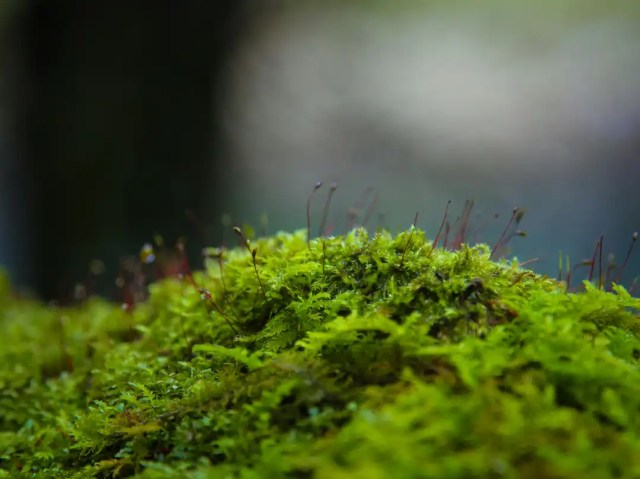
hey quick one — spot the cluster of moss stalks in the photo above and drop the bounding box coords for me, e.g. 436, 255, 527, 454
2, 227, 640, 478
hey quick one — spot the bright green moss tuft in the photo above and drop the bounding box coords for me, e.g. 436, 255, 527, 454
2, 228, 640, 478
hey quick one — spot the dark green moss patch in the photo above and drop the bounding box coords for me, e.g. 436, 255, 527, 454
1, 228, 640, 478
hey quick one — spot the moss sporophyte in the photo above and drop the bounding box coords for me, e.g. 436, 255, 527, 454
2, 211, 640, 477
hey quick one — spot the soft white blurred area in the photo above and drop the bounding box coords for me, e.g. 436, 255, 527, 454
216, 3, 640, 273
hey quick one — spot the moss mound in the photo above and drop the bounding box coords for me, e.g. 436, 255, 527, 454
2, 228, 640, 478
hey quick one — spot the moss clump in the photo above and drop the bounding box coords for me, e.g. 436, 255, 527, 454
2, 228, 640, 478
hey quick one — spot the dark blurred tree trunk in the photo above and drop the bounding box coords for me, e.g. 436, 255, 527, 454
14, 2, 248, 299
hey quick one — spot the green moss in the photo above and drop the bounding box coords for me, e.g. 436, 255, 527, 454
1, 227, 640, 478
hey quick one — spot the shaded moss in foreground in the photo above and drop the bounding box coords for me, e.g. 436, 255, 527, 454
2, 228, 640, 478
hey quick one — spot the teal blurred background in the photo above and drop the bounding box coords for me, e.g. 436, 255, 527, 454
1, 1, 639, 299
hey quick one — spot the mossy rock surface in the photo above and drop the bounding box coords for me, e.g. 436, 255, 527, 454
2, 228, 640, 478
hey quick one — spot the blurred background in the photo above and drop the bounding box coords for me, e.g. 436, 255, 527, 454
1, 0, 639, 300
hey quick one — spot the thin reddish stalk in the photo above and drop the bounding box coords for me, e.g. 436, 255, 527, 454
428, 200, 451, 259
614, 232, 638, 285
307, 182, 323, 247
490, 207, 519, 260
